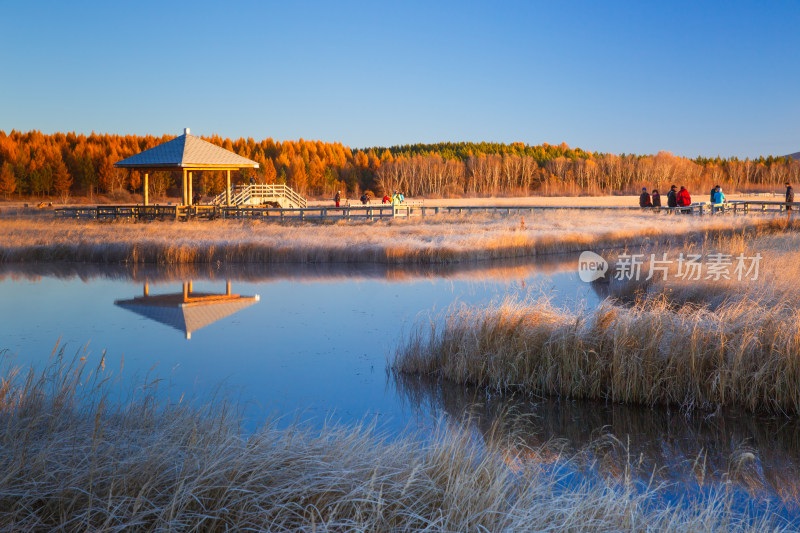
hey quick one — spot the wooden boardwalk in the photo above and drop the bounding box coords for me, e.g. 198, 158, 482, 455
54, 200, 800, 222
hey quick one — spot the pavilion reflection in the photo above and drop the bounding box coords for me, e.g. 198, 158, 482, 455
115, 280, 259, 339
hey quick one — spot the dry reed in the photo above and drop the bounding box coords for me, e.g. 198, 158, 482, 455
0, 349, 788, 531
0, 211, 785, 264
394, 296, 800, 415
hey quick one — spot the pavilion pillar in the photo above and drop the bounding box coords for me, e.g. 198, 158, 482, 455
226, 280, 231, 295
188, 280, 193, 294
143, 282, 149, 297
188, 171, 193, 206
143, 173, 149, 206
182, 169, 188, 206
182, 282, 188, 302
226, 170, 231, 206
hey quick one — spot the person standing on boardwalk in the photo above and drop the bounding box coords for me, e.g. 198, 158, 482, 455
651, 189, 661, 207
335, 190, 341, 207
391, 190, 402, 205
667, 184, 678, 208
382, 193, 390, 204
639, 187, 652, 208
786, 182, 794, 212
677, 186, 692, 212
712, 187, 726, 212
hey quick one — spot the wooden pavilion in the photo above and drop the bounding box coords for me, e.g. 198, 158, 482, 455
114, 128, 259, 206
115, 280, 260, 340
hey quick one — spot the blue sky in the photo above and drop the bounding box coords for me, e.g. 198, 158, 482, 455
1, 1, 798, 157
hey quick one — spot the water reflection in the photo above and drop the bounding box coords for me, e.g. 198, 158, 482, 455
394, 373, 800, 510
0, 254, 582, 284
115, 280, 259, 340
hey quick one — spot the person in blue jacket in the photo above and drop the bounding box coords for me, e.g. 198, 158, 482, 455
712, 187, 726, 212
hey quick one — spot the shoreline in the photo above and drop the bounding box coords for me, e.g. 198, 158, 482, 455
0, 211, 789, 265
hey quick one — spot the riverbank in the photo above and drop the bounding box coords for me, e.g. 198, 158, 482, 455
0, 210, 788, 265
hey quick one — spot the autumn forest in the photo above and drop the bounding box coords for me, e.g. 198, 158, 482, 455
0, 130, 797, 201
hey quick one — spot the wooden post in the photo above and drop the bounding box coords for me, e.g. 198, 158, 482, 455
188, 172, 193, 206
226, 170, 231, 206
188, 280, 193, 294
143, 282, 149, 297
182, 169, 187, 206
143, 173, 149, 206
226, 280, 231, 296
182, 282, 188, 302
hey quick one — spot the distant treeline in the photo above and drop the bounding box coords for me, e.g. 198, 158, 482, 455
0, 131, 797, 201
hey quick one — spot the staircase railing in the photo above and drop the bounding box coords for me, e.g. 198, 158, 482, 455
210, 184, 307, 208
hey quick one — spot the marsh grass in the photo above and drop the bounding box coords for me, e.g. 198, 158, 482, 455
603, 229, 800, 311
0, 348, 789, 531
394, 295, 800, 415
0, 211, 786, 264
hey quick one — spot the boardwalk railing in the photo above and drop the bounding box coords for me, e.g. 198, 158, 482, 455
56, 205, 184, 220
210, 184, 307, 208
53, 200, 800, 221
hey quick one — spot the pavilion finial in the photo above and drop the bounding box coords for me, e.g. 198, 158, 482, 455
184, 127, 190, 135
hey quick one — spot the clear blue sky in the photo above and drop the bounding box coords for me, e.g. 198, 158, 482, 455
1, 1, 798, 158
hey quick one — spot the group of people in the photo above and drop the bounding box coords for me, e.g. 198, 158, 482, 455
639, 182, 795, 212
381, 190, 405, 205
334, 190, 406, 207
639, 185, 692, 209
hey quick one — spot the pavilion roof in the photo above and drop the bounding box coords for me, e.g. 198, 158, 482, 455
114, 129, 259, 169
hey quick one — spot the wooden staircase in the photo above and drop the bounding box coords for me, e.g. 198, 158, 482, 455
210, 184, 307, 208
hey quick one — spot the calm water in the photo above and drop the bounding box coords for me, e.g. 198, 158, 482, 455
0, 258, 594, 432
1, 259, 798, 523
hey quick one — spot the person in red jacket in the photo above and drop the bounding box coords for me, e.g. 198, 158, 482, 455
677, 186, 691, 213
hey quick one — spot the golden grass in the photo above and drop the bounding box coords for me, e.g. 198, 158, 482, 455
0, 349, 788, 531
394, 294, 800, 414
0, 210, 787, 264
602, 228, 800, 310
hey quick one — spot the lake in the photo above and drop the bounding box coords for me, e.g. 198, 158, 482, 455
1, 258, 798, 523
